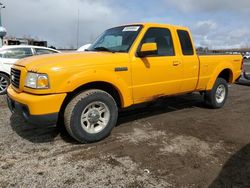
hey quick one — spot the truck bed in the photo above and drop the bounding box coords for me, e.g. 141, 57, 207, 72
197, 54, 242, 90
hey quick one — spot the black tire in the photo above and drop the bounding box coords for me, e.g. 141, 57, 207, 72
0, 73, 10, 95
64, 89, 118, 143
204, 78, 228, 109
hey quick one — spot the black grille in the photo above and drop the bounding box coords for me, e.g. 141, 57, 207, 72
11, 68, 21, 89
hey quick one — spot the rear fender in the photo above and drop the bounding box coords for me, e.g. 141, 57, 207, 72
206, 63, 233, 90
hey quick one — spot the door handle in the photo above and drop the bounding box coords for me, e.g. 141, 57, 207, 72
173, 61, 181, 66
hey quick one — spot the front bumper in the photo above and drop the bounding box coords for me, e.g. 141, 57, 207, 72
7, 96, 58, 125
7, 86, 66, 126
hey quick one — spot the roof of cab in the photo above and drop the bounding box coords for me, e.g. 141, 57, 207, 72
118, 22, 189, 31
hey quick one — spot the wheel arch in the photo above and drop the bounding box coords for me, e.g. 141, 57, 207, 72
206, 67, 233, 90
217, 68, 233, 83
59, 81, 128, 119
0, 71, 10, 77
69, 81, 123, 107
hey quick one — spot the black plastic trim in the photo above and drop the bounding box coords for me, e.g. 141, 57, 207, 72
114, 67, 128, 72
7, 95, 58, 126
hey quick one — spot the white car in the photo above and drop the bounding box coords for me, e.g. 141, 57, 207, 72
0, 45, 60, 94
77, 44, 91, 52
243, 52, 250, 59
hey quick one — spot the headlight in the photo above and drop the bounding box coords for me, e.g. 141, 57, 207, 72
25, 72, 50, 89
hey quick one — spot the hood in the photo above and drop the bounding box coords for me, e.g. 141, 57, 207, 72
15, 51, 130, 72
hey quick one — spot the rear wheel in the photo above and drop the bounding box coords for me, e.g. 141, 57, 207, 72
64, 89, 118, 143
204, 78, 228, 109
0, 73, 10, 95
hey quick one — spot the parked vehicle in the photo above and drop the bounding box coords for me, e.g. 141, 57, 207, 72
0, 45, 60, 94
236, 70, 250, 86
236, 60, 250, 85
77, 44, 91, 51
7, 23, 242, 143
243, 52, 250, 59
243, 71, 250, 79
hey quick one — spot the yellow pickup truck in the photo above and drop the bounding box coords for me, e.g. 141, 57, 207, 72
7, 23, 242, 143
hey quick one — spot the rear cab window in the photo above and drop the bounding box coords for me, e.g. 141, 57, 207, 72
177, 30, 194, 56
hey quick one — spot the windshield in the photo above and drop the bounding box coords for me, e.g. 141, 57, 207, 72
88, 25, 142, 53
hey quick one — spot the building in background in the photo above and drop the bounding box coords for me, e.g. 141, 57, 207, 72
0, 2, 49, 48
0, 2, 7, 47
3, 37, 47, 47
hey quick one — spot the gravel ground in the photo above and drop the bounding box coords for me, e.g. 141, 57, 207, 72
0, 62, 250, 187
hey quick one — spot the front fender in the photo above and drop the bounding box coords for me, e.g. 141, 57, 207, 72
58, 69, 133, 107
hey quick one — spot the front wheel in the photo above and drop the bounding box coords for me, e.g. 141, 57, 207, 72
64, 89, 118, 143
204, 78, 228, 109
0, 73, 10, 95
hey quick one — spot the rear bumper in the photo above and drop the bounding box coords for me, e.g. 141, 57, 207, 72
7, 86, 66, 126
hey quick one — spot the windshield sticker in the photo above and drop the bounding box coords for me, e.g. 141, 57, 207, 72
122, 26, 140, 32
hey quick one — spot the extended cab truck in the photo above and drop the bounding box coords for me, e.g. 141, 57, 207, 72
7, 23, 242, 143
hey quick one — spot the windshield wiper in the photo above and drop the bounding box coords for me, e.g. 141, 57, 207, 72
93, 47, 115, 53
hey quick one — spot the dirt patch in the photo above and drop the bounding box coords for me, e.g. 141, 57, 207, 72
1, 80, 250, 187
160, 135, 222, 158
117, 122, 166, 144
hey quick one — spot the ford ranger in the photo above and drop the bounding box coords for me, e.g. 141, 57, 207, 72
7, 23, 243, 143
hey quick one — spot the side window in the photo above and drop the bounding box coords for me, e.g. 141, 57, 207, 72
177, 30, 194, 55
0, 48, 33, 59
140, 27, 175, 56
35, 48, 58, 55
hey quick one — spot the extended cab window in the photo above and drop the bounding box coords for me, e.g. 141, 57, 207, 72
140, 27, 175, 56
177, 30, 194, 55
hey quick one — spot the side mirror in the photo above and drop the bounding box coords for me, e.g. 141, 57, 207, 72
137, 43, 157, 57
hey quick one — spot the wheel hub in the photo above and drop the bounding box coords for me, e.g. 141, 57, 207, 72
215, 84, 226, 104
88, 109, 101, 124
80, 101, 110, 134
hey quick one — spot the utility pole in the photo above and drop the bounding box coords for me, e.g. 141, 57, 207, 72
0, 2, 7, 47
76, 9, 80, 49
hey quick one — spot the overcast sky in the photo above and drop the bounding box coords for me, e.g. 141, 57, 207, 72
1, 0, 250, 49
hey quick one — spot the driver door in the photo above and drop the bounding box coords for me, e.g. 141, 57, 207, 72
131, 27, 183, 103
